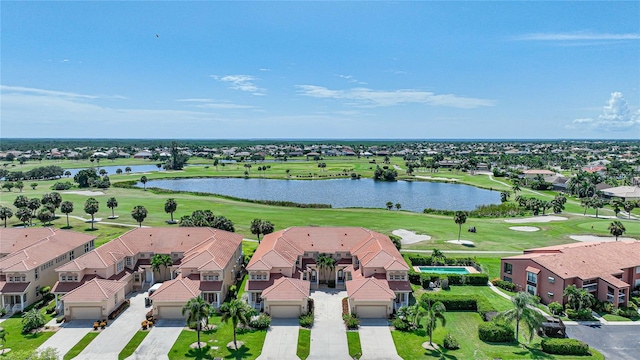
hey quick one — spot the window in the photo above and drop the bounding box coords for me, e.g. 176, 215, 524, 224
526, 284, 536, 296
503, 276, 512, 283
34, 268, 39, 279
125, 257, 132, 266
636, 266, 640, 274
61, 275, 66, 282
134, 274, 140, 282
526, 272, 537, 285
8, 276, 14, 282
114, 293, 118, 305
503, 263, 513, 274
116, 261, 124, 273
548, 276, 555, 284
69, 250, 75, 260
204, 274, 219, 281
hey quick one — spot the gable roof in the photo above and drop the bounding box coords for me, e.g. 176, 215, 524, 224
346, 277, 396, 301
149, 277, 201, 302
61, 278, 126, 303
261, 277, 310, 301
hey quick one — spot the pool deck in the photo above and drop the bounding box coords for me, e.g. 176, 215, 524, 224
413, 266, 479, 274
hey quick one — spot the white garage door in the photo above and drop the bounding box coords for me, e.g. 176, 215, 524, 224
158, 306, 184, 319
71, 306, 102, 320
355, 305, 387, 318
269, 305, 301, 318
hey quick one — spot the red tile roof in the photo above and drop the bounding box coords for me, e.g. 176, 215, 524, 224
149, 277, 200, 302
347, 277, 396, 301
261, 277, 310, 301
61, 278, 126, 303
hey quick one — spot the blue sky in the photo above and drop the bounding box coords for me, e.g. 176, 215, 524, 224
1, 1, 638, 139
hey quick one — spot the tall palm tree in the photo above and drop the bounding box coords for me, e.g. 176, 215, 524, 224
151, 254, 174, 280
60, 201, 73, 228
131, 205, 148, 227
107, 197, 118, 218
84, 197, 99, 230
623, 201, 635, 219
453, 211, 467, 242
219, 299, 254, 350
0, 206, 13, 228
164, 198, 178, 223
511, 180, 521, 195
496, 292, 544, 343
316, 253, 336, 283
419, 300, 446, 346
140, 176, 148, 190
608, 220, 626, 241
182, 296, 213, 349
16, 207, 31, 227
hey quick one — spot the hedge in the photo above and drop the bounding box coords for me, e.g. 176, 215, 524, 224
491, 278, 516, 292
566, 308, 594, 321
541, 338, 589, 356
406, 255, 480, 267
478, 322, 514, 342
466, 273, 489, 286
408, 271, 421, 285
421, 293, 477, 311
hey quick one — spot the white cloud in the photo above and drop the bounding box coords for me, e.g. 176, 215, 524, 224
0, 85, 126, 100
259, 68, 271, 72
211, 74, 265, 95
570, 92, 640, 131
513, 32, 640, 41
176, 98, 255, 109
337, 74, 367, 85
296, 85, 494, 108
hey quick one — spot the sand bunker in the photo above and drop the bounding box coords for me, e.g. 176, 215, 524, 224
504, 216, 567, 224
446, 240, 475, 246
392, 229, 432, 244
570, 235, 637, 243
509, 226, 540, 232
63, 190, 105, 196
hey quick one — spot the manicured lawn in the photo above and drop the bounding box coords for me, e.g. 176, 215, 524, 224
346, 331, 362, 360
168, 315, 266, 360
602, 314, 631, 322
63, 332, 99, 360
0, 310, 55, 357
425, 285, 513, 312
118, 331, 150, 360
391, 312, 604, 360
236, 274, 249, 300
296, 328, 311, 360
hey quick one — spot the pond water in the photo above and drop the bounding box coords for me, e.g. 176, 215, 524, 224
139, 178, 500, 212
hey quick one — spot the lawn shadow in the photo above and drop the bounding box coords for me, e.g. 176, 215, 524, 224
423, 348, 459, 360
224, 345, 253, 359
61, 226, 73, 230
84, 228, 99, 232
184, 344, 214, 360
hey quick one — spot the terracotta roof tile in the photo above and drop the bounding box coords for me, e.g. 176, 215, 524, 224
346, 277, 396, 301
149, 277, 201, 302
261, 277, 310, 301
61, 278, 126, 303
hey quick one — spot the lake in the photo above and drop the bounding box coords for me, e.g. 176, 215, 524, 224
140, 178, 501, 212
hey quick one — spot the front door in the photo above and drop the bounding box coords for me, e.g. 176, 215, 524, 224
337, 269, 344, 281
145, 270, 153, 283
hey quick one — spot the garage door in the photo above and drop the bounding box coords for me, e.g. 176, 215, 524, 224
355, 305, 387, 318
158, 306, 184, 319
269, 305, 301, 318
71, 306, 102, 320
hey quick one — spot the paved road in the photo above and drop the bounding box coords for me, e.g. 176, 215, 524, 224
256, 318, 300, 360
359, 319, 402, 360
308, 290, 350, 360
126, 319, 184, 360
566, 324, 640, 360
37, 320, 94, 358
75, 292, 150, 360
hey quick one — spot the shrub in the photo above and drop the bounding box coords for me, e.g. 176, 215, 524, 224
491, 278, 516, 292
614, 306, 638, 318
443, 333, 460, 350
299, 312, 314, 328
53, 181, 73, 190
343, 313, 359, 329
55, 315, 65, 323
566, 308, 594, 321
45, 302, 57, 314
408, 271, 421, 285
108, 299, 130, 319
632, 297, 640, 307
0, 308, 7, 317
548, 302, 563, 316
441, 278, 450, 290
446, 274, 462, 285
476, 297, 497, 320
421, 293, 477, 311
327, 280, 336, 288
420, 274, 432, 288
466, 273, 489, 286
392, 318, 411, 331
249, 313, 271, 329
478, 321, 514, 342
541, 338, 589, 356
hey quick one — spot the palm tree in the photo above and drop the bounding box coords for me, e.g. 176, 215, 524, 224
496, 292, 544, 343
27, 198, 41, 225
500, 191, 510, 203
250, 219, 275, 243
219, 299, 254, 350
182, 296, 213, 349
151, 254, 174, 281
84, 197, 99, 230
395, 203, 401, 210
0, 206, 13, 228
562, 285, 594, 311
37, 208, 53, 226
107, 197, 118, 218
386, 201, 393, 210
453, 211, 467, 242
622, 201, 635, 219
60, 201, 73, 228
419, 300, 446, 346
140, 176, 148, 190
16, 207, 31, 227
125, 166, 132, 174
131, 205, 148, 227
431, 249, 446, 265
316, 253, 336, 283
511, 180, 521, 195
608, 220, 626, 241
164, 198, 178, 223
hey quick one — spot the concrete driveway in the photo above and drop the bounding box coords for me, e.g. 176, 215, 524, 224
307, 290, 350, 360
125, 319, 185, 360
359, 319, 402, 360
256, 318, 300, 360
566, 324, 640, 360
37, 320, 94, 357
75, 291, 150, 360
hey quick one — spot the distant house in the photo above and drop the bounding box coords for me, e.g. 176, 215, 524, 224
501, 241, 640, 308
245, 227, 411, 318
521, 169, 556, 179
53, 227, 243, 320
600, 186, 640, 201
582, 165, 607, 175
0, 228, 96, 314
133, 151, 153, 159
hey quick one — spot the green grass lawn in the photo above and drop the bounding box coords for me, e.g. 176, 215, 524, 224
419, 285, 514, 312
346, 331, 362, 360
296, 328, 311, 360
168, 315, 266, 360
118, 331, 150, 360
0, 310, 55, 357
391, 312, 604, 360
63, 332, 99, 360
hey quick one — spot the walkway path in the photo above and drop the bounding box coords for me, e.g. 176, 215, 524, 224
68, 215, 145, 228
401, 249, 521, 255
308, 290, 350, 360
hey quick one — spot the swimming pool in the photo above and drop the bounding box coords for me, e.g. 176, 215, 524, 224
416, 266, 471, 274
